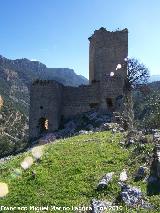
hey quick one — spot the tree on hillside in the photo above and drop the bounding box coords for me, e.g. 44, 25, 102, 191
125, 58, 150, 91
123, 58, 150, 131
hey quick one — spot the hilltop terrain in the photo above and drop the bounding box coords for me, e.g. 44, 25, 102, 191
0, 131, 159, 212
0, 54, 160, 212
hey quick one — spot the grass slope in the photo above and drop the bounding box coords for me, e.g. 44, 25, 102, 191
0, 131, 159, 212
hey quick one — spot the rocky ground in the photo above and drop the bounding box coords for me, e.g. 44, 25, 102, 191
1, 110, 160, 212
38, 111, 124, 144
36, 111, 160, 212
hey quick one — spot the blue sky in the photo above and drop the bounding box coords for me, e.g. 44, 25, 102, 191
0, 0, 160, 78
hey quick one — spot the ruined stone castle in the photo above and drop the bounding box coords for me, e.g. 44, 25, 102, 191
29, 27, 128, 140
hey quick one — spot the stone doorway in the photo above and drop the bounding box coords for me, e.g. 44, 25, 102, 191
38, 117, 48, 134
106, 98, 113, 111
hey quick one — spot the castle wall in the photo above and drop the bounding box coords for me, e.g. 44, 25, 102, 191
62, 83, 99, 118
29, 80, 63, 140
29, 27, 128, 140
98, 76, 125, 111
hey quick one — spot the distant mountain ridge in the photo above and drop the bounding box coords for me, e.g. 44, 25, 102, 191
0, 54, 88, 110
0, 55, 88, 86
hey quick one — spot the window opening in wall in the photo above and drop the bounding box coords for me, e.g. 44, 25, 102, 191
39, 117, 48, 133
106, 98, 113, 108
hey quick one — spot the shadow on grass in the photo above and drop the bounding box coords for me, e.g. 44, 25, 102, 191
147, 176, 160, 196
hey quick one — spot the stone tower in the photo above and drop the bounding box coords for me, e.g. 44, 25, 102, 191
89, 27, 128, 111
29, 27, 128, 141
89, 27, 128, 83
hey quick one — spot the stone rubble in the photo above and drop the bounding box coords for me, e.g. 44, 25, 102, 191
38, 111, 124, 144
91, 199, 112, 213
38, 133, 57, 144
154, 144, 160, 178
119, 169, 128, 182
119, 182, 152, 209
78, 130, 93, 135
153, 129, 160, 143
134, 166, 148, 181
0, 156, 12, 164
97, 172, 114, 189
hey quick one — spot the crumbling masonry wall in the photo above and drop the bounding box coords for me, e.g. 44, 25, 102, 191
29, 27, 128, 140
62, 83, 100, 118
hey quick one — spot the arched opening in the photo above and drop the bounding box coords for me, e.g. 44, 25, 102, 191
38, 117, 48, 134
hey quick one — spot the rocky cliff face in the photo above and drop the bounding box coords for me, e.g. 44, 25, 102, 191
0, 55, 88, 111
46, 68, 88, 87
0, 56, 88, 86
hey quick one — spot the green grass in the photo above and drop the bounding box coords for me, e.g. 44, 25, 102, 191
0, 131, 159, 212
